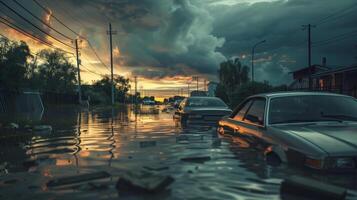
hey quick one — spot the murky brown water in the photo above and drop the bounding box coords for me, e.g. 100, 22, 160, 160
0, 105, 357, 200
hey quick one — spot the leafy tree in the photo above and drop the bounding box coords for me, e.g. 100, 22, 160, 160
216, 58, 249, 104
36, 49, 77, 93
229, 81, 288, 108
87, 75, 130, 104
0, 38, 32, 89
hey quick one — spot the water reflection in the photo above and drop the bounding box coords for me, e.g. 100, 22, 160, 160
0, 105, 356, 200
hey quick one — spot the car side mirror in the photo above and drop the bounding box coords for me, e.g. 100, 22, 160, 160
245, 114, 260, 123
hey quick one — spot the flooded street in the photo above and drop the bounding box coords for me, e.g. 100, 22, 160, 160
1, 105, 357, 200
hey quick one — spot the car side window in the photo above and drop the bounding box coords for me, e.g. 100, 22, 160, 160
244, 99, 266, 125
233, 100, 253, 121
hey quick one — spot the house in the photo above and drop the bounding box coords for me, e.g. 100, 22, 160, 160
290, 61, 357, 98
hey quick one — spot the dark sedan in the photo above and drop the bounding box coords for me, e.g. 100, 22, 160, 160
173, 97, 232, 126
217, 92, 357, 171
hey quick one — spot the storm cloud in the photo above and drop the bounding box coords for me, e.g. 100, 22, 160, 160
1, 0, 357, 86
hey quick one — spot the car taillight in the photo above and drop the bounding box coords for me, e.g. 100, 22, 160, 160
304, 158, 324, 169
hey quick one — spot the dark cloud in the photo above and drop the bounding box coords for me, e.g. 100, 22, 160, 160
2, 0, 357, 85
210, 0, 357, 84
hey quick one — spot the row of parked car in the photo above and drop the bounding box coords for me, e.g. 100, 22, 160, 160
173, 92, 357, 171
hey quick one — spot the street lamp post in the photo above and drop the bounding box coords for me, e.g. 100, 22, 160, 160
251, 40, 266, 82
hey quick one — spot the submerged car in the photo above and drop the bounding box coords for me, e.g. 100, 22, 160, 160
217, 92, 357, 171
173, 97, 232, 126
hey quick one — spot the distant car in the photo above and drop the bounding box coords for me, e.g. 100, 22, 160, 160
173, 97, 232, 126
142, 100, 155, 105
217, 92, 357, 171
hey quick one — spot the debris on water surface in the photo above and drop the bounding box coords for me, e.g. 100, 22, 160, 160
32, 125, 52, 134
143, 165, 169, 171
22, 160, 39, 168
7, 123, 19, 129
280, 175, 347, 200
46, 171, 111, 187
0, 162, 9, 174
140, 141, 157, 148
116, 171, 174, 193
180, 156, 211, 163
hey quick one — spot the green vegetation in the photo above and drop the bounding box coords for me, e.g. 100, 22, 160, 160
215, 58, 287, 108
0, 37, 130, 105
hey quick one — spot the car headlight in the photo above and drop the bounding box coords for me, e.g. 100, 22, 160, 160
188, 114, 202, 119
325, 157, 355, 169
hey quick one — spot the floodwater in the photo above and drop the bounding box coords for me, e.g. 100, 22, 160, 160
0, 105, 357, 200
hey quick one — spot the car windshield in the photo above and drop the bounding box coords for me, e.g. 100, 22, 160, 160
186, 98, 227, 107
269, 95, 357, 124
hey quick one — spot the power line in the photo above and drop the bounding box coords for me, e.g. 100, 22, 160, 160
0, 15, 74, 55
0, 0, 74, 49
31, 0, 80, 37
313, 29, 357, 47
12, 0, 73, 41
315, 3, 357, 26
86, 40, 110, 70
31, 0, 110, 72
80, 64, 106, 77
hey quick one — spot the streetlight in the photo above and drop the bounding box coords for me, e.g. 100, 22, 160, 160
251, 40, 266, 82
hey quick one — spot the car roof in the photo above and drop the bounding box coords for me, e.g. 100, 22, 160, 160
250, 91, 352, 98
187, 96, 221, 100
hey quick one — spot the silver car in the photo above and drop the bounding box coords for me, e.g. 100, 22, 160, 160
174, 97, 232, 126
217, 92, 357, 171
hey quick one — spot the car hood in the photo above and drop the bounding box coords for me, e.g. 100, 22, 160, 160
274, 123, 357, 156
185, 107, 232, 115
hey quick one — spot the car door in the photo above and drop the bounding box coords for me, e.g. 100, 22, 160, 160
174, 99, 186, 119
230, 98, 268, 148
221, 99, 254, 136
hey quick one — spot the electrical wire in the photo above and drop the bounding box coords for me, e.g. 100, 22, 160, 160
31, 0, 80, 37
12, 0, 73, 41
0, 16, 74, 55
0, 0, 74, 49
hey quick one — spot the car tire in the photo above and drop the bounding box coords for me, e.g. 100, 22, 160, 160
266, 153, 282, 166
180, 116, 187, 128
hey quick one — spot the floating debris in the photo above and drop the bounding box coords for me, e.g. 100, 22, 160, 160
47, 171, 111, 187
143, 165, 169, 171
281, 175, 347, 200
180, 156, 211, 163
22, 160, 38, 168
140, 141, 157, 148
7, 123, 19, 129
0, 162, 8, 174
33, 125, 52, 134
116, 171, 174, 193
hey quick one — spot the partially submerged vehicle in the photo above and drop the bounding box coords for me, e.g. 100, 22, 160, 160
217, 92, 357, 171
174, 96, 232, 126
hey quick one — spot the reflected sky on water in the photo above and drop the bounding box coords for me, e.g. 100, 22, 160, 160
0, 105, 357, 200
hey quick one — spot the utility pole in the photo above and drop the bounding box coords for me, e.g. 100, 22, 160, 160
302, 24, 315, 90
204, 79, 207, 91
108, 23, 117, 105
251, 40, 266, 82
187, 82, 190, 97
192, 76, 199, 91
75, 39, 82, 104
134, 76, 137, 105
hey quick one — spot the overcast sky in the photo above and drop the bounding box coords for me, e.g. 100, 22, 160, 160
1, 0, 357, 97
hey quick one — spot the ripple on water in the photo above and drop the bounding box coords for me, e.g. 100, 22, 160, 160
1, 106, 357, 200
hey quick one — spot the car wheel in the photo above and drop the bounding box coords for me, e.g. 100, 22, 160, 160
180, 116, 187, 128
266, 153, 282, 166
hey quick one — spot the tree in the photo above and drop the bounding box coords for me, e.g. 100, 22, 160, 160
87, 75, 130, 104
216, 58, 249, 104
0, 38, 32, 89
37, 49, 77, 93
